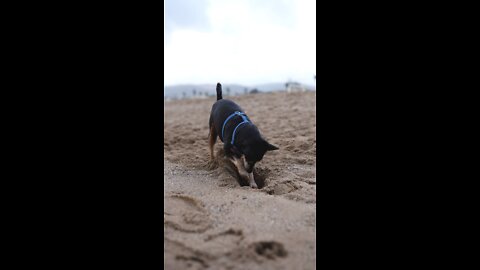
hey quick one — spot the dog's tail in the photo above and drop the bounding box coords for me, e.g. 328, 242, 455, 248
216, 82, 223, 100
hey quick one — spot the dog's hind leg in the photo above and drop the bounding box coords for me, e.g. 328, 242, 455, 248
207, 126, 218, 170
208, 125, 218, 161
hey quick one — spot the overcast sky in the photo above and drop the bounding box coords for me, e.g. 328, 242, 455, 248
164, 0, 316, 86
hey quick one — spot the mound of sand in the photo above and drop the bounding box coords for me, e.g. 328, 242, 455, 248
164, 91, 316, 269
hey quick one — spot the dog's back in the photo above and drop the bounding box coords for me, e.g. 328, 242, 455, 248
209, 83, 245, 139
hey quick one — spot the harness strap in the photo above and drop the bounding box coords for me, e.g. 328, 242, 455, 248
221, 111, 250, 144
231, 120, 249, 145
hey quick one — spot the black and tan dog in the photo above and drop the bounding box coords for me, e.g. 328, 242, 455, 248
208, 83, 278, 188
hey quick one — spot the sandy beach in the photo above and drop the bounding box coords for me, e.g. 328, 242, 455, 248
164, 91, 316, 269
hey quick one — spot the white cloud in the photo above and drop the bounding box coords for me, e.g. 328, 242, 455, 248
165, 0, 316, 86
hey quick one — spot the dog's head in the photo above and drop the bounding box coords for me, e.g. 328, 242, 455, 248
232, 137, 278, 173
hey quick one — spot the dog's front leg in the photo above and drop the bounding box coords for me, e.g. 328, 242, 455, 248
230, 156, 257, 188
245, 162, 257, 188
247, 172, 257, 188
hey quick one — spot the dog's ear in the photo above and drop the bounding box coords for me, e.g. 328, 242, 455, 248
264, 141, 279, 151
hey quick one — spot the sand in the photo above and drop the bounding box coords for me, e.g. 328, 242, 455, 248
164, 91, 316, 269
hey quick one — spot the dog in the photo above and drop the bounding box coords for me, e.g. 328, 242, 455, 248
208, 83, 279, 188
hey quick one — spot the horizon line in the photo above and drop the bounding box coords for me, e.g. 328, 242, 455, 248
165, 80, 316, 88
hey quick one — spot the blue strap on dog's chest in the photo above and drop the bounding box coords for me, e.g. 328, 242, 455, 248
221, 111, 250, 145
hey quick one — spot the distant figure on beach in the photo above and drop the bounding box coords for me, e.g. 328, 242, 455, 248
285, 81, 305, 92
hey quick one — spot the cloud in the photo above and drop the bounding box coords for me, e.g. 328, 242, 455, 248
165, 0, 210, 43
165, 0, 316, 86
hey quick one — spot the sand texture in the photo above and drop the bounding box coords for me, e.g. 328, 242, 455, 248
164, 91, 316, 269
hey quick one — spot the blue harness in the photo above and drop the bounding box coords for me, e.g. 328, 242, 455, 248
221, 111, 251, 145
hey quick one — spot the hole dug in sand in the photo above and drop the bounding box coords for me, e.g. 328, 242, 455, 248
214, 149, 271, 189
224, 159, 270, 189
251, 241, 288, 260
